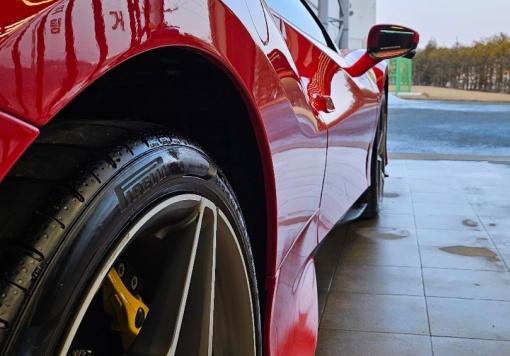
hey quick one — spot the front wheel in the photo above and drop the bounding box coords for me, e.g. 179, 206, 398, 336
0, 121, 261, 355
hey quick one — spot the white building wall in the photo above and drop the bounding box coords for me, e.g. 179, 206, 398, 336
307, 0, 342, 44
307, 0, 377, 49
348, 0, 376, 49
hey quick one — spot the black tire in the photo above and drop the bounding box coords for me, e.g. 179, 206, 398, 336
0, 121, 261, 355
361, 94, 387, 218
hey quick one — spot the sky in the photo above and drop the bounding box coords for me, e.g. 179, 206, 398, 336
376, 0, 510, 48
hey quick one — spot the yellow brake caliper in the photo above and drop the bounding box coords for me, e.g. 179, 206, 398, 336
101, 266, 149, 350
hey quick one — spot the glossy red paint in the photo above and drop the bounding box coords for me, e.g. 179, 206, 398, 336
268, 214, 320, 355
0, 112, 39, 182
0, 0, 61, 37
0, 0, 417, 354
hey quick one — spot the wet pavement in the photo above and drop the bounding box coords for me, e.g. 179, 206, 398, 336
387, 95, 510, 157
315, 158, 510, 355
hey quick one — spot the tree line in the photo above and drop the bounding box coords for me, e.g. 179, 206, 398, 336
413, 34, 510, 93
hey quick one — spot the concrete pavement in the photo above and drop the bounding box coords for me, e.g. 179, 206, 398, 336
316, 158, 510, 355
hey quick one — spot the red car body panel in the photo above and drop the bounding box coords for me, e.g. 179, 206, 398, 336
0, 113, 39, 182
0, 0, 391, 354
279, 24, 381, 241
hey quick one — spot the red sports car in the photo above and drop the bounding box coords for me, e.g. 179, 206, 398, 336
0, 0, 417, 354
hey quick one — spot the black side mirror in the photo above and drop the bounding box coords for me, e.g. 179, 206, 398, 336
367, 25, 419, 60
344, 24, 419, 77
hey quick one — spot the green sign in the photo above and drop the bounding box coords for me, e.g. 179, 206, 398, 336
388, 57, 413, 93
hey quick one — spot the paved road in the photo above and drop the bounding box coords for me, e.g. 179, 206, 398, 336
387, 95, 510, 158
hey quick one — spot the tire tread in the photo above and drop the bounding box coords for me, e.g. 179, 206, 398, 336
0, 121, 192, 349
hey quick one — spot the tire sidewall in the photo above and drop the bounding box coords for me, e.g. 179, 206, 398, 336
10, 144, 258, 354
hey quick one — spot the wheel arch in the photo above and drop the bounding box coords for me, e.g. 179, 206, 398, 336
46, 46, 272, 304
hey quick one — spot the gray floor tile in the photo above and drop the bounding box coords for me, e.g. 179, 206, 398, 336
339, 243, 421, 267
385, 159, 408, 170
383, 190, 413, 204
417, 229, 493, 248
472, 202, 510, 218
423, 268, 510, 301
412, 191, 469, 203
495, 246, 510, 270
316, 262, 336, 292
331, 265, 424, 296
456, 176, 510, 187
479, 215, 510, 235
460, 187, 510, 201
419, 245, 507, 271
491, 233, 510, 248
321, 293, 429, 335
350, 213, 416, 229
428, 297, 510, 340
316, 159, 510, 354
317, 330, 432, 356
409, 176, 458, 186
347, 226, 418, 246
316, 228, 346, 265
318, 291, 328, 320
446, 160, 509, 173
408, 169, 452, 178
432, 336, 510, 356
381, 201, 414, 214
406, 160, 450, 171
410, 183, 463, 193
385, 172, 411, 182
315, 248, 341, 266
412, 202, 476, 216
414, 214, 483, 231
385, 173, 411, 182
467, 193, 510, 204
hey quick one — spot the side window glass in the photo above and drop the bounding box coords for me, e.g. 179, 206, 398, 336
306, 0, 342, 46
266, 0, 334, 49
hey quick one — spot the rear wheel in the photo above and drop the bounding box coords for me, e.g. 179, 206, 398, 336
361, 94, 387, 218
0, 121, 260, 355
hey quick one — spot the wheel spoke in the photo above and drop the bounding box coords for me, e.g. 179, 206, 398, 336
127, 199, 215, 356
62, 194, 257, 356
213, 210, 256, 355
174, 202, 216, 355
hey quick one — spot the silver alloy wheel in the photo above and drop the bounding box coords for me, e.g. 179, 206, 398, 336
61, 194, 256, 355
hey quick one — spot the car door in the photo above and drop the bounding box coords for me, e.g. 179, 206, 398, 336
266, 0, 381, 241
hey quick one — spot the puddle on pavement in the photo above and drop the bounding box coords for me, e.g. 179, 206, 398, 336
440, 246, 500, 262
463, 219, 479, 227
383, 192, 399, 198
356, 228, 410, 240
